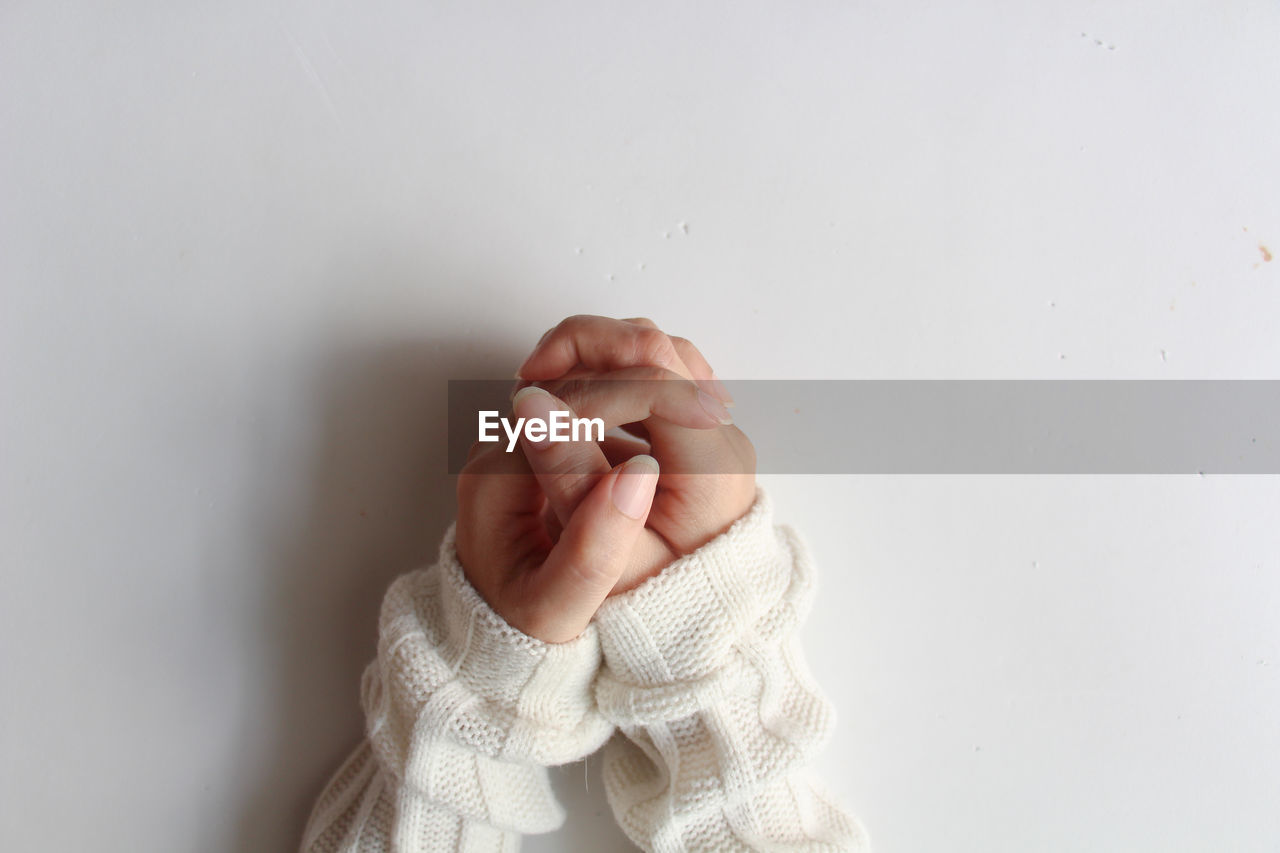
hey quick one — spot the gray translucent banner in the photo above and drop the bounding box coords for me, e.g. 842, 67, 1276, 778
448, 380, 1280, 474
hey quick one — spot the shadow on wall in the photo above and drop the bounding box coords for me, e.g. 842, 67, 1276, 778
230, 329, 635, 852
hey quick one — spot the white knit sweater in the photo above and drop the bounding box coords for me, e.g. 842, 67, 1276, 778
301, 489, 868, 852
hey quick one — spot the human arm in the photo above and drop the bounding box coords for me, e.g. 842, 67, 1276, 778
301, 327, 730, 851
593, 489, 867, 851
299, 525, 613, 852
517, 316, 869, 850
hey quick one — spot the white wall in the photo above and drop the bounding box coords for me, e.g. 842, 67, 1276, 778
3, 2, 1278, 851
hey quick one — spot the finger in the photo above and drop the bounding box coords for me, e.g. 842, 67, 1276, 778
516, 315, 691, 381
634, 411, 757, 553
454, 441, 547, 591
537, 366, 733, 432
456, 440, 540, 521
511, 359, 693, 406
521, 455, 660, 642
620, 323, 732, 406
670, 335, 733, 406
513, 385, 612, 528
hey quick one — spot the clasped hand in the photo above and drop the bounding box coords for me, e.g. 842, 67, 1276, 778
455, 315, 756, 643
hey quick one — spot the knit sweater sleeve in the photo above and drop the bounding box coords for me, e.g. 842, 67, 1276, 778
301, 524, 615, 853
591, 488, 870, 852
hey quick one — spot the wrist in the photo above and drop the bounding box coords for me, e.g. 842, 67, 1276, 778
591, 487, 797, 688
365, 524, 612, 766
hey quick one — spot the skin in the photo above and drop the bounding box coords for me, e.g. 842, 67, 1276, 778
455, 316, 757, 643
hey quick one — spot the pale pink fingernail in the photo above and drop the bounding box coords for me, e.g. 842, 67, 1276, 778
697, 373, 734, 406
513, 385, 558, 447
697, 387, 733, 425
612, 455, 659, 519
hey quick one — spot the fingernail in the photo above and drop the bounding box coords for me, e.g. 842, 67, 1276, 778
513, 385, 558, 447
612, 455, 659, 519
697, 387, 733, 425
697, 373, 734, 407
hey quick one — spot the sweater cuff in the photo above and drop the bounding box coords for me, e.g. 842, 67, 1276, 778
592, 487, 813, 692
360, 524, 613, 833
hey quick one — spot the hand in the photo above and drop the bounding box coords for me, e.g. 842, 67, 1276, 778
454, 340, 734, 642
512, 315, 757, 593
454, 439, 659, 643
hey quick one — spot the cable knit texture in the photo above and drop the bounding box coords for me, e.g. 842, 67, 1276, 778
301, 488, 867, 852
300, 525, 614, 852
593, 488, 868, 852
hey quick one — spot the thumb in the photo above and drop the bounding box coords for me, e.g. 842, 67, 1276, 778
525, 454, 659, 642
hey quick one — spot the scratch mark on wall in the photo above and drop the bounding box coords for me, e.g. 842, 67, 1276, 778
282, 26, 341, 122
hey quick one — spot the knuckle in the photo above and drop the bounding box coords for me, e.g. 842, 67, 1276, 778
561, 314, 595, 332
533, 325, 556, 348
668, 335, 705, 365
668, 335, 702, 366
544, 468, 591, 506
544, 376, 589, 412
559, 538, 599, 576
537, 315, 586, 352
631, 328, 676, 368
